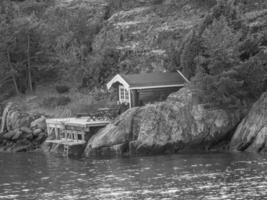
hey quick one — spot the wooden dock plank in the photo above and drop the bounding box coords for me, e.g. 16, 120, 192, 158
46, 118, 110, 128
45, 139, 86, 146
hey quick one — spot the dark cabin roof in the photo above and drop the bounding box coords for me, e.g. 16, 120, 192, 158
120, 72, 186, 88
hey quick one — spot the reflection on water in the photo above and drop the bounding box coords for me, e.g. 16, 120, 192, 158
0, 152, 267, 199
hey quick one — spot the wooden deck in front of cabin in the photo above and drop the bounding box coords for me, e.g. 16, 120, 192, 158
45, 117, 110, 157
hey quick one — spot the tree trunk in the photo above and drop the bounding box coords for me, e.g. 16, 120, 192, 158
7, 50, 20, 95
27, 33, 33, 92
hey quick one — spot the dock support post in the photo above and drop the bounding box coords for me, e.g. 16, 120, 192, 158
63, 144, 69, 157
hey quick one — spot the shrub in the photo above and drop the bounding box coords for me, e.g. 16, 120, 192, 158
152, 0, 164, 5
55, 85, 70, 94
91, 89, 111, 101
56, 96, 71, 106
42, 96, 71, 108
81, 48, 120, 89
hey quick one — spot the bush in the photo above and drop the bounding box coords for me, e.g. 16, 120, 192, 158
57, 96, 71, 106
91, 89, 111, 101
55, 85, 70, 94
42, 96, 71, 108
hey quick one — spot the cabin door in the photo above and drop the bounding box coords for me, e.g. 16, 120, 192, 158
131, 89, 140, 107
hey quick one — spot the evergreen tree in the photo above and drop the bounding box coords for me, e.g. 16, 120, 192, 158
192, 16, 243, 108
190, 0, 267, 108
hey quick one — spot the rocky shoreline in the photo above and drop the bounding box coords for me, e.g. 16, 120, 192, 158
0, 88, 266, 157
230, 92, 267, 153
0, 103, 47, 152
84, 87, 244, 157
84, 87, 267, 157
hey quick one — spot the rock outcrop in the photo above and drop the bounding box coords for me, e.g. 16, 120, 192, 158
93, 0, 216, 72
230, 92, 267, 153
0, 103, 47, 152
85, 87, 242, 157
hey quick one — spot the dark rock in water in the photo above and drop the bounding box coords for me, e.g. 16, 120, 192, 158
24, 133, 33, 140
0, 146, 5, 152
33, 129, 42, 136
3, 130, 17, 139
17, 138, 31, 145
31, 116, 46, 130
4, 145, 14, 152
12, 144, 31, 152
20, 127, 33, 135
85, 88, 242, 157
230, 92, 267, 152
34, 132, 47, 143
12, 130, 23, 140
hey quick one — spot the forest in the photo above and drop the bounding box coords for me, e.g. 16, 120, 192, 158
0, 0, 266, 115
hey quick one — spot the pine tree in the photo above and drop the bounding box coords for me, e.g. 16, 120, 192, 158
192, 16, 243, 108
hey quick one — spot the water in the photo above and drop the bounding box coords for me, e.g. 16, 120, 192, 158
0, 152, 267, 200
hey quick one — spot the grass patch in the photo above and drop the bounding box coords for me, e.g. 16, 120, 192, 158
6, 85, 117, 118
41, 88, 116, 118
42, 96, 71, 108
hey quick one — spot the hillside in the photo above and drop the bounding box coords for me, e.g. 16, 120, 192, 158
0, 0, 267, 117
92, 0, 216, 72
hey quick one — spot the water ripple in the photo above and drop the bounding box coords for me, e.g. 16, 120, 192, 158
0, 153, 267, 199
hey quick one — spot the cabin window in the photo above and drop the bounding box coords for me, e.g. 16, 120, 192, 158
119, 85, 129, 103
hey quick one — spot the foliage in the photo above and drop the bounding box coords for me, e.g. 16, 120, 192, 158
41, 1, 103, 83
0, 0, 267, 112
0, 0, 104, 96
55, 85, 70, 94
235, 56, 267, 100
0, 0, 54, 95
180, 30, 204, 78
180, 0, 245, 80
41, 96, 71, 108
189, 0, 267, 108
81, 48, 120, 88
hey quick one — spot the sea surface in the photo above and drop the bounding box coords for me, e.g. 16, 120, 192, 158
0, 152, 267, 200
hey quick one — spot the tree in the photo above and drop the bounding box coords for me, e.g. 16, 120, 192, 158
41, 1, 102, 84
192, 16, 243, 108
12, 14, 41, 92
0, 0, 46, 94
0, 1, 20, 94
179, 0, 245, 80
190, 0, 267, 108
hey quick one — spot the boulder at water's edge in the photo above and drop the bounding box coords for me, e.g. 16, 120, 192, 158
0, 103, 47, 152
230, 92, 267, 152
85, 88, 242, 157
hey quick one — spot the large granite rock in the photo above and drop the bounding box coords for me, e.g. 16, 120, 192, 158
230, 92, 267, 152
85, 88, 242, 157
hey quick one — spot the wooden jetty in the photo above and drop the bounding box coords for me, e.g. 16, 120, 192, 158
45, 117, 110, 157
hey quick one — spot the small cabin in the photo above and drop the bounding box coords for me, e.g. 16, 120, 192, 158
107, 71, 189, 108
